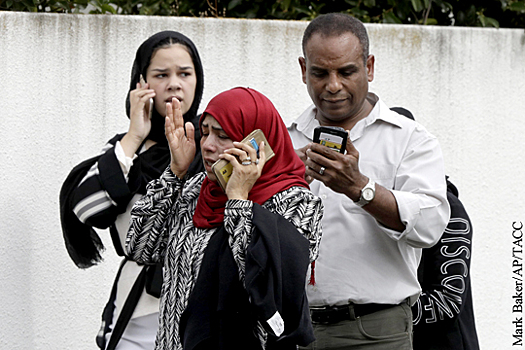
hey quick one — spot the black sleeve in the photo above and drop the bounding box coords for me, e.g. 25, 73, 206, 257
69, 134, 140, 230
180, 205, 315, 350
60, 134, 133, 267
245, 204, 315, 347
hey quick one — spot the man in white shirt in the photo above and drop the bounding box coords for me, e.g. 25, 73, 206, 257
288, 13, 450, 350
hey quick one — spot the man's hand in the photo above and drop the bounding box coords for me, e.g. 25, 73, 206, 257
295, 145, 314, 184
304, 138, 367, 200
305, 137, 405, 232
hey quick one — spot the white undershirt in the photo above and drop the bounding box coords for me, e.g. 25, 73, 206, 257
113, 141, 159, 319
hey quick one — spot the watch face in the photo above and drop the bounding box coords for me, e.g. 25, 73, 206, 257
363, 188, 374, 201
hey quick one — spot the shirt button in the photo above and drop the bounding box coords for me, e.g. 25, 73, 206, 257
322, 194, 327, 200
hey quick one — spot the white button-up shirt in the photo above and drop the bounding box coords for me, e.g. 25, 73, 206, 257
287, 93, 450, 306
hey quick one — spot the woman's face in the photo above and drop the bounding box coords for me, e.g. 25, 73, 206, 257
146, 44, 197, 117
200, 114, 234, 182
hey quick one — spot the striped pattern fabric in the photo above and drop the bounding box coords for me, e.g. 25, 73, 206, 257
72, 142, 117, 224
70, 139, 137, 232
73, 189, 116, 223
126, 167, 323, 350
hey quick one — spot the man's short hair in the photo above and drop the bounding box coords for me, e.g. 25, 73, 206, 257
302, 13, 369, 65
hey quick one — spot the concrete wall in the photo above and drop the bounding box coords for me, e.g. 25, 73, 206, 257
1, 11, 524, 350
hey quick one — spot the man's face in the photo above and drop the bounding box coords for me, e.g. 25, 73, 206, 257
300, 32, 374, 125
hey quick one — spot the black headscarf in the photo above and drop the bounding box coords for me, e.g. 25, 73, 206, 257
60, 31, 205, 268
123, 30, 205, 189
125, 30, 205, 145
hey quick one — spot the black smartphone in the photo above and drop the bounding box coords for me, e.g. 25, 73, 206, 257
313, 126, 348, 154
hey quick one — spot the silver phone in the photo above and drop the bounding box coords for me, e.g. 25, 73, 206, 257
139, 74, 154, 119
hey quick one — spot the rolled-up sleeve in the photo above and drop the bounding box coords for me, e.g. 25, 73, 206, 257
380, 129, 450, 248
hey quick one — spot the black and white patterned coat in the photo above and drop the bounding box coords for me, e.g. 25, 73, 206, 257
126, 168, 323, 350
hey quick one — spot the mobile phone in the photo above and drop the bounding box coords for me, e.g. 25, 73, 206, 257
211, 129, 275, 191
139, 74, 154, 120
313, 126, 348, 154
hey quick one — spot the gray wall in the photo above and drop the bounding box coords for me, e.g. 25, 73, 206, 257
1, 12, 524, 350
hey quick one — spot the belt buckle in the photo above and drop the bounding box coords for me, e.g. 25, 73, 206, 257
310, 305, 329, 324
309, 305, 329, 320
310, 305, 330, 312
310, 305, 349, 325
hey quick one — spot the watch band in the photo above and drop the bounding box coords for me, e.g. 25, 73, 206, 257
355, 178, 376, 207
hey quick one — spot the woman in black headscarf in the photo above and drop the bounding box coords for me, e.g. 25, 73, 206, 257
59, 31, 204, 350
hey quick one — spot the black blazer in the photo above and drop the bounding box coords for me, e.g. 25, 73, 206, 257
180, 203, 314, 350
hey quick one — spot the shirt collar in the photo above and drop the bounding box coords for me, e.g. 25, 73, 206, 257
289, 93, 404, 141
350, 93, 404, 141
289, 104, 320, 141
362, 93, 404, 128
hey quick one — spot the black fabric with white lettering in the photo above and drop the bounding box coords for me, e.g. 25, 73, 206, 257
412, 178, 480, 350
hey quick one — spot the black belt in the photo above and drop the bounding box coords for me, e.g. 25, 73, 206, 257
310, 303, 398, 324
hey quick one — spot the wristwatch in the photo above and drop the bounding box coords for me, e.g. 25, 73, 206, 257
355, 178, 376, 207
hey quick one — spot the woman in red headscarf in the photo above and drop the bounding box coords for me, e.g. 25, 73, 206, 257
126, 87, 323, 350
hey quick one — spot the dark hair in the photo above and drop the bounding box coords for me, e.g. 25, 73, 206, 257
146, 37, 194, 80
302, 13, 369, 65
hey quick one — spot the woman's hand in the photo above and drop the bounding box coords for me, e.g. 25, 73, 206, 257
121, 81, 156, 157
221, 141, 267, 200
165, 97, 196, 179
